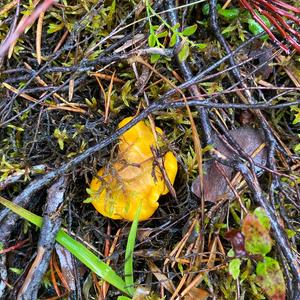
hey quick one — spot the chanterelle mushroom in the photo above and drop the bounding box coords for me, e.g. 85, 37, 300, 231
89, 117, 178, 221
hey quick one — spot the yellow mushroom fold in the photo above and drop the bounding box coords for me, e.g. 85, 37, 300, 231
89, 117, 178, 221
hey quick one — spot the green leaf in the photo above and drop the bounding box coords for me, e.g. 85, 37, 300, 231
83, 197, 93, 204
248, 15, 270, 40
195, 43, 207, 50
7, 124, 24, 132
222, 23, 238, 35
124, 202, 142, 295
242, 213, 272, 256
0, 196, 131, 296
202, 3, 221, 15
229, 258, 241, 280
156, 30, 168, 38
0, 196, 42, 227
53, 128, 68, 150
182, 24, 197, 37
256, 257, 286, 299
227, 248, 235, 258
294, 143, 300, 153
178, 42, 189, 62
121, 81, 132, 107
117, 297, 131, 300
169, 33, 178, 47
292, 107, 300, 124
248, 19, 263, 35
202, 3, 210, 15
148, 33, 156, 47
107, 0, 116, 28
47, 23, 64, 34
58, 139, 64, 151
172, 23, 180, 31
218, 8, 239, 19
286, 228, 296, 238
9, 268, 23, 275
253, 207, 270, 230
150, 54, 160, 64
178, 263, 184, 276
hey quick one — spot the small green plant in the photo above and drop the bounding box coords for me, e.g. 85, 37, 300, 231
145, 0, 205, 63
291, 106, 300, 153
0, 155, 21, 182
226, 207, 286, 299
202, 2, 270, 41
53, 128, 69, 150
202, 3, 240, 20
291, 106, 300, 125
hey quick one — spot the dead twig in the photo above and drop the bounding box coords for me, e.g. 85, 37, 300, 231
17, 176, 68, 300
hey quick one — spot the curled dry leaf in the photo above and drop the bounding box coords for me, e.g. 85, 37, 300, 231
191, 127, 267, 202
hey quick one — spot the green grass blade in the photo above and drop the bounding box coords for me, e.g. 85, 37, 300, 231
117, 296, 132, 300
0, 196, 130, 296
56, 230, 129, 294
0, 196, 42, 227
124, 202, 141, 295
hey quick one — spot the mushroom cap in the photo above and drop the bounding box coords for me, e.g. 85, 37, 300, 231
90, 117, 177, 221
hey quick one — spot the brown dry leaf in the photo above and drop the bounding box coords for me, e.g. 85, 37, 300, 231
68, 79, 75, 102
89, 72, 124, 83
105, 71, 115, 123
147, 260, 175, 294
184, 287, 209, 300
248, 42, 273, 80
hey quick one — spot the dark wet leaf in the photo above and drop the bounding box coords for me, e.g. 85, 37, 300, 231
248, 41, 273, 79
225, 229, 247, 257
191, 128, 266, 202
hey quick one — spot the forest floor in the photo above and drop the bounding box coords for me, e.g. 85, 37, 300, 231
0, 0, 300, 299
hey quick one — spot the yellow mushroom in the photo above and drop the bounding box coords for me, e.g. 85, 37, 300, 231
89, 117, 178, 221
